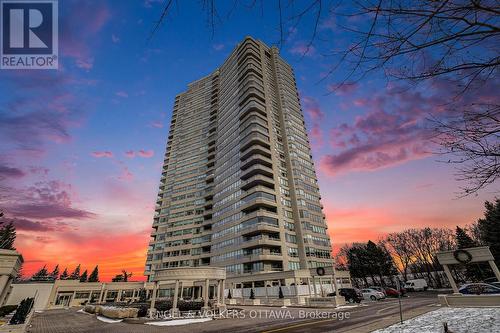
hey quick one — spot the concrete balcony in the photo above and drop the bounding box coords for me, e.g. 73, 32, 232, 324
240, 146, 272, 162
240, 198, 277, 212
240, 132, 270, 151
238, 86, 265, 107
242, 236, 282, 249
241, 163, 274, 179
239, 100, 266, 120
241, 174, 275, 191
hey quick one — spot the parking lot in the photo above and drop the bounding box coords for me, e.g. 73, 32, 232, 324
28, 291, 445, 333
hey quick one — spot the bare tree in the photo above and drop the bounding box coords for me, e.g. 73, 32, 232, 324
383, 231, 414, 281
431, 103, 500, 196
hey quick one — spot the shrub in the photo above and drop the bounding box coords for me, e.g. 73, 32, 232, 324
10, 298, 34, 325
0, 305, 17, 317
154, 299, 204, 312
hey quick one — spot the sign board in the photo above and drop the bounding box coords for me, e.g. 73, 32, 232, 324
436, 246, 494, 265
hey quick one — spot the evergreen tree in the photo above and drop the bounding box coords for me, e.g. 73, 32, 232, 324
0, 222, 16, 250
88, 266, 99, 282
455, 226, 478, 249
51, 265, 59, 279
249, 288, 255, 300
31, 265, 49, 281
9, 297, 34, 324
477, 199, 500, 265
278, 286, 284, 299
80, 269, 88, 282
227, 289, 232, 299
70, 264, 81, 280
60, 268, 69, 280
455, 226, 486, 281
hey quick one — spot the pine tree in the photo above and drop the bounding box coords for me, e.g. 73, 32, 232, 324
477, 199, 500, 265
80, 270, 88, 282
249, 288, 255, 300
60, 268, 69, 280
51, 265, 59, 279
278, 286, 284, 299
70, 264, 81, 280
455, 226, 486, 281
0, 222, 16, 250
88, 266, 99, 282
31, 265, 49, 281
455, 226, 478, 249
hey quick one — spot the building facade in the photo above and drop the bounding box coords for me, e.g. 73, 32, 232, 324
145, 37, 333, 282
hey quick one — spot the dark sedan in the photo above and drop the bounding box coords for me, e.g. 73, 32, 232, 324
328, 288, 364, 303
459, 283, 500, 295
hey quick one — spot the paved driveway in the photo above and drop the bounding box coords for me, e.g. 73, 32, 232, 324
27, 292, 441, 333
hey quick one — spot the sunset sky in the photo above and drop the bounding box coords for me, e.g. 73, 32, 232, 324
0, 0, 496, 281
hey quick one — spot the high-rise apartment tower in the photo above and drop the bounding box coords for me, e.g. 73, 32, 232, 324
145, 37, 332, 282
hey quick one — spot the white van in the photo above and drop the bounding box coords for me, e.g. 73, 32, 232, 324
403, 279, 428, 291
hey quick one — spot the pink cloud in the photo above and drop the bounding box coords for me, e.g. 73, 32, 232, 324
289, 41, 316, 57
125, 151, 136, 158
115, 91, 128, 98
301, 96, 325, 121
118, 166, 134, 182
213, 43, 225, 51
329, 82, 358, 96
309, 124, 324, 150
60, 2, 110, 69
91, 151, 113, 158
317, 79, 499, 176
137, 150, 154, 158
2, 180, 95, 220
150, 121, 163, 128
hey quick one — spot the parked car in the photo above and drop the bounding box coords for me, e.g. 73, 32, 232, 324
403, 279, 428, 291
361, 288, 385, 301
483, 277, 498, 283
384, 287, 406, 297
327, 288, 363, 303
459, 283, 500, 295
369, 286, 387, 296
488, 282, 500, 288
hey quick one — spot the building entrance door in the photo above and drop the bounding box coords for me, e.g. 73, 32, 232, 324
55, 293, 72, 307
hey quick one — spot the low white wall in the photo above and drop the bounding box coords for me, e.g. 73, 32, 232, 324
5, 283, 54, 311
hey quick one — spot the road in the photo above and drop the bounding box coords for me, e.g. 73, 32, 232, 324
28, 292, 443, 333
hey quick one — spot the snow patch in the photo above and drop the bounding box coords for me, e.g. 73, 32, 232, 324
96, 316, 123, 323
373, 307, 500, 333
145, 318, 213, 326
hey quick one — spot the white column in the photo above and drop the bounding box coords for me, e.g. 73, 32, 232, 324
149, 282, 158, 318
221, 279, 226, 305
312, 277, 318, 296
172, 280, 180, 311
443, 265, 459, 294
179, 281, 184, 300
204, 279, 210, 308
489, 261, 500, 282
294, 277, 299, 296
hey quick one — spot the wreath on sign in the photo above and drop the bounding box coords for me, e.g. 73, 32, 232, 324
316, 267, 325, 276
453, 249, 473, 264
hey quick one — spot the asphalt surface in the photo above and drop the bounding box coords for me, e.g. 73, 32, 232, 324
28, 292, 444, 333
